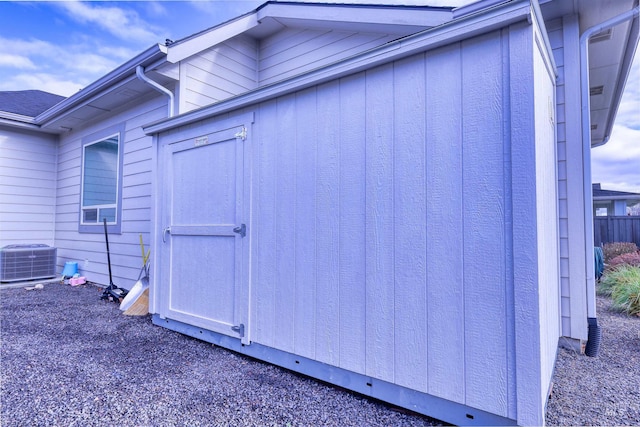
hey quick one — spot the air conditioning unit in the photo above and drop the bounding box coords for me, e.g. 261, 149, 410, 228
0, 244, 57, 282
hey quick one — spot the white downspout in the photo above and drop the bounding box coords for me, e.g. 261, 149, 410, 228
579, 6, 639, 356
135, 65, 175, 117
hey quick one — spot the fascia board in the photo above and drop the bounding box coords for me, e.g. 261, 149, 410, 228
593, 195, 640, 201
258, 2, 453, 28
35, 44, 167, 125
0, 111, 35, 124
144, 0, 530, 135
167, 13, 259, 63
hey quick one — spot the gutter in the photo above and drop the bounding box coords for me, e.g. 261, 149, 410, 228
135, 66, 174, 117
580, 5, 640, 357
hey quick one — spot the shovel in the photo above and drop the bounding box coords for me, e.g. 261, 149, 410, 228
119, 235, 150, 313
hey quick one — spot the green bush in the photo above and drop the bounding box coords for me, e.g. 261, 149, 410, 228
599, 265, 640, 316
603, 242, 639, 263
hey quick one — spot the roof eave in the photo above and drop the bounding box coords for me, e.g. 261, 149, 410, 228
35, 44, 168, 126
593, 11, 640, 147
144, 0, 531, 135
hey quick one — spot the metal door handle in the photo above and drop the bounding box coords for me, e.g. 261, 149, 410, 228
163, 227, 171, 243
233, 224, 246, 238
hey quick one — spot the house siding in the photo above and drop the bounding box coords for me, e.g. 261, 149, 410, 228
53, 95, 166, 287
258, 27, 398, 86
0, 126, 57, 247
180, 34, 258, 113
549, 14, 588, 341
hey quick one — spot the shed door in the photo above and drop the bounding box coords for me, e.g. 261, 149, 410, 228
158, 123, 250, 344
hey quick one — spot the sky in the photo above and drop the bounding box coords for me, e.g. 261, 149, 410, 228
0, 0, 638, 193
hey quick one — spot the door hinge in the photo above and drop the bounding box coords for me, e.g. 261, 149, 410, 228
231, 323, 245, 337
233, 224, 246, 238
235, 126, 247, 141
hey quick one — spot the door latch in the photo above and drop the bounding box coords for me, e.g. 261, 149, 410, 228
162, 226, 171, 243
233, 224, 246, 238
231, 324, 245, 337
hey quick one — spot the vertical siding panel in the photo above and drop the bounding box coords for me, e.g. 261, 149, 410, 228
274, 95, 297, 351
315, 80, 341, 365
425, 43, 465, 403
254, 100, 278, 345
365, 63, 395, 381
461, 32, 508, 415
392, 55, 428, 391
338, 73, 367, 374
294, 87, 318, 358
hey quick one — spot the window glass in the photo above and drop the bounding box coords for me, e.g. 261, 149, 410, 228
81, 134, 120, 226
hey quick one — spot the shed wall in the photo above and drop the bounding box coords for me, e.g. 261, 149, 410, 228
0, 126, 57, 247
249, 29, 518, 418
54, 95, 165, 286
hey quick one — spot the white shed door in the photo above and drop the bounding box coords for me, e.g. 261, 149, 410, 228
158, 123, 250, 344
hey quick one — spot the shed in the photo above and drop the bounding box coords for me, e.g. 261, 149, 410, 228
139, 0, 637, 425
1, 0, 639, 425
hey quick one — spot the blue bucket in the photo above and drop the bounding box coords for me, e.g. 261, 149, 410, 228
61, 261, 78, 278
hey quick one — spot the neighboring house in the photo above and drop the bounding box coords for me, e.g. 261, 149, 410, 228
1, 0, 638, 425
593, 183, 640, 216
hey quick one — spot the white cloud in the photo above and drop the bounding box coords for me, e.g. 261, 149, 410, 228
0, 53, 36, 69
56, 1, 163, 44
0, 36, 121, 96
592, 124, 640, 193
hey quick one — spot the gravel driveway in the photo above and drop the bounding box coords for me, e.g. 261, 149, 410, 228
0, 282, 439, 426
1, 282, 638, 426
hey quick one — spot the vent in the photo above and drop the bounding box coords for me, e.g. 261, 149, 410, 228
590, 86, 604, 96
0, 244, 57, 282
591, 124, 598, 130
590, 29, 612, 43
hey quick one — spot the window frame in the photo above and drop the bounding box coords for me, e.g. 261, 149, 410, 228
78, 124, 125, 234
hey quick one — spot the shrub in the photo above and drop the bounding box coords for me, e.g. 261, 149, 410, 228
608, 251, 640, 268
603, 242, 639, 263
598, 265, 640, 316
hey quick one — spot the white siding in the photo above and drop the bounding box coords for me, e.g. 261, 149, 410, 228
0, 127, 57, 247
247, 28, 529, 419
533, 21, 561, 421
180, 35, 258, 113
258, 27, 397, 86
549, 15, 588, 341
54, 95, 166, 287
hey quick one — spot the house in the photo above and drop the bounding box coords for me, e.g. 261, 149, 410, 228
593, 183, 640, 216
1, 0, 638, 425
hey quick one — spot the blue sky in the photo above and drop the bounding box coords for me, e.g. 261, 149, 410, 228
0, 0, 638, 193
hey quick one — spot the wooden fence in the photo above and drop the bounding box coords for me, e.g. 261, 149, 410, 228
593, 216, 640, 248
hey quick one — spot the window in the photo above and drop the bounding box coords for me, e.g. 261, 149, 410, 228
79, 125, 124, 233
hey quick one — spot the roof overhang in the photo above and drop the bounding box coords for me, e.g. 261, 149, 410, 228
33, 44, 170, 133
166, 1, 454, 63
144, 0, 532, 135
541, 0, 640, 147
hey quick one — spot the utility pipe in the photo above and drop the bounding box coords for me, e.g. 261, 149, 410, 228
579, 6, 639, 357
135, 65, 175, 117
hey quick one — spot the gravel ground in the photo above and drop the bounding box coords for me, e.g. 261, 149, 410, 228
2, 282, 638, 426
545, 295, 640, 426
0, 282, 440, 427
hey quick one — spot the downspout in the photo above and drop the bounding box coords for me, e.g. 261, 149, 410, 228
580, 6, 640, 357
135, 65, 175, 117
